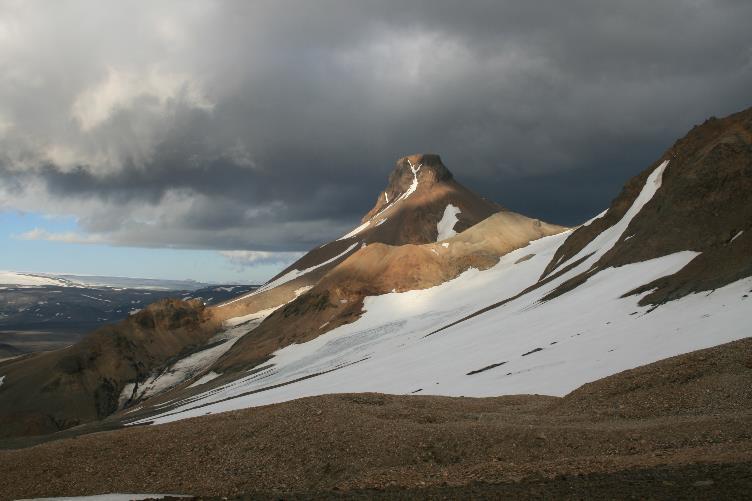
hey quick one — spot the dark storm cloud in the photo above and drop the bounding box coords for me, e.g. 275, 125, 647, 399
1, 0, 751, 251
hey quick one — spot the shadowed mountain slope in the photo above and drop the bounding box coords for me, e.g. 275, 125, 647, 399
542, 107, 752, 304
0, 299, 218, 438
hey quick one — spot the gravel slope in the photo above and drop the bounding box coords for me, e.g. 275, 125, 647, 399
0, 338, 750, 500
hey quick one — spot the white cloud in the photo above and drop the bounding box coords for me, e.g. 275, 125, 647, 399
71, 66, 213, 132
14, 227, 106, 244
220, 250, 304, 267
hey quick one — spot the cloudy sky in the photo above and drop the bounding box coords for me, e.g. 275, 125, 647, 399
1, 0, 750, 283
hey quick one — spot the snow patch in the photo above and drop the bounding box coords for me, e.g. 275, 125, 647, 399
80, 293, 112, 303
398, 159, 422, 202
441, 242, 449, 249
731, 230, 743, 243
363, 160, 421, 223
436, 204, 461, 241
0, 375, 5, 387
376, 159, 423, 215
118, 382, 135, 408
188, 371, 221, 388
257, 242, 359, 293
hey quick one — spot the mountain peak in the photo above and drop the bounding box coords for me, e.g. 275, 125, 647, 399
387, 153, 453, 196
360, 153, 456, 223
356, 153, 500, 235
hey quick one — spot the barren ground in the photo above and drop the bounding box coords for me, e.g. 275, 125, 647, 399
1, 338, 750, 500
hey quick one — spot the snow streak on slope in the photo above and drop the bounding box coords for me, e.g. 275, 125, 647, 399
136, 159, 749, 425
188, 371, 220, 388
581, 209, 608, 228
436, 204, 461, 241
550, 160, 669, 275
338, 220, 371, 240
395, 159, 421, 203
338, 160, 423, 241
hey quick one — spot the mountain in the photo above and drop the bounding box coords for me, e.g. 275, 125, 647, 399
117, 107, 751, 427
0, 108, 750, 443
212, 154, 507, 327
0, 153, 539, 438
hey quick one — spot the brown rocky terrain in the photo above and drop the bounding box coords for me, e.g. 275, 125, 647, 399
0, 299, 219, 439
1, 337, 750, 500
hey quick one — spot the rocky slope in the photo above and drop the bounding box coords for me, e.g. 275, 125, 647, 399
542, 108, 752, 304
1, 337, 749, 499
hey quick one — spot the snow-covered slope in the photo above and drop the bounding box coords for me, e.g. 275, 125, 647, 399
0, 271, 70, 287
0, 271, 211, 290
136, 159, 751, 425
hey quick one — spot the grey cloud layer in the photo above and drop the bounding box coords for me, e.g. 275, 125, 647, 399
1, 0, 750, 251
